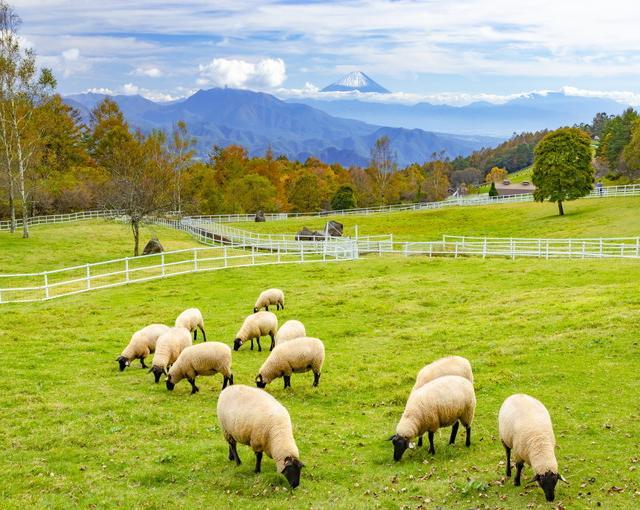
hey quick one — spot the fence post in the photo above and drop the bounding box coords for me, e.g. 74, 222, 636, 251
300, 245, 305, 262
125, 257, 130, 282
161, 253, 166, 276
483, 238, 487, 259
600, 239, 603, 257
86, 264, 91, 289
404, 243, 408, 257
568, 239, 572, 259
636, 237, 640, 258
277, 244, 281, 264
193, 250, 198, 272
44, 273, 49, 299
582, 241, 586, 259
454, 242, 458, 258
251, 245, 255, 265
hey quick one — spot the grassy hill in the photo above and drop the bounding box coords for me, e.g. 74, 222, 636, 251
0, 202, 638, 508
232, 196, 640, 241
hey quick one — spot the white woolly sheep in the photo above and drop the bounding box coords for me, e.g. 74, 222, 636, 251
413, 355, 474, 391
217, 384, 304, 488
390, 375, 476, 461
274, 320, 306, 346
166, 342, 234, 393
117, 324, 170, 371
150, 326, 192, 383
233, 311, 278, 352
498, 394, 567, 502
253, 288, 285, 313
256, 336, 324, 389
175, 308, 206, 342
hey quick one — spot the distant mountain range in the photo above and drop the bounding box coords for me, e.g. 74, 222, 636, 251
290, 92, 629, 137
65, 88, 499, 167
321, 71, 391, 94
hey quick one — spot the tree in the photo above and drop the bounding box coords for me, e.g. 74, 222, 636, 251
488, 181, 498, 198
331, 184, 356, 210
597, 108, 639, 173
620, 119, 640, 180
485, 166, 508, 183
422, 162, 450, 202
532, 128, 594, 216
91, 99, 174, 255
369, 135, 397, 204
0, 1, 56, 236
224, 173, 276, 213
287, 172, 321, 212
169, 120, 195, 214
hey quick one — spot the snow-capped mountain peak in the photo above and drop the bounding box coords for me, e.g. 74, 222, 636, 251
321, 71, 390, 93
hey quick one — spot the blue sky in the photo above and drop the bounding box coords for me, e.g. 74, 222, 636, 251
14, 0, 640, 105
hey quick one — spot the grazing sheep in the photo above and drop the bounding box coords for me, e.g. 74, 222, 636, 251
390, 375, 476, 461
256, 337, 324, 389
233, 311, 278, 352
274, 320, 306, 346
253, 288, 285, 313
117, 324, 170, 371
498, 394, 567, 502
175, 308, 206, 342
166, 342, 233, 393
150, 327, 192, 383
217, 385, 304, 488
411, 356, 474, 447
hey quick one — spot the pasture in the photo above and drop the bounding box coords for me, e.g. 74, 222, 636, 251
1, 202, 639, 509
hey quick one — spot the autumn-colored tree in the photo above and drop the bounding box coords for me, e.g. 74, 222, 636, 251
369, 135, 397, 204
169, 120, 195, 214
224, 173, 277, 213
484, 166, 508, 183
287, 172, 322, 212
532, 128, 594, 216
423, 162, 451, 202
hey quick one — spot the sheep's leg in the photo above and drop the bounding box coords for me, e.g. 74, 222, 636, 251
250, 338, 254, 350
449, 421, 459, 444
139, 357, 148, 369
188, 378, 199, 394
193, 329, 197, 341
514, 461, 524, 486
283, 375, 291, 389
228, 440, 241, 465
281, 301, 284, 310
313, 371, 320, 387
199, 326, 207, 342
254, 451, 263, 473
265, 305, 269, 311
427, 432, 435, 455
465, 425, 471, 447
256, 337, 262, 352
269, 332, 275, 351
417, 435, 423, 447
504, 444, 512, 477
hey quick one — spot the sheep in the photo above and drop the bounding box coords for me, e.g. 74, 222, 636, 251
175, 308, 206, 342
217, 384, 304, 488
166, 342, 234, 394
150, 326, 192, 383
253, 288, 285, 313
117, 324, 170, 371
256, 337, 324, 389
274, 320, 306, 346
233, 311, 278, 352
498, 394, 567, 502
413, 355, 474, 391
389, 375, 476, 461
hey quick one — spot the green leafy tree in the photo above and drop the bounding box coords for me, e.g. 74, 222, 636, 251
621, 119, 640, 180
488, 181, 498, 197
597, 108, 639, 173
331, 184, 356, 210
225, 173, 276, 213
287, 172, 321, 212
532, 128, 594, 216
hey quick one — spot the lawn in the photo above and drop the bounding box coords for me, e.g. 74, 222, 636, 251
231, 196, 640, 241
0, 220, 201, 273
0, 219, 638, 508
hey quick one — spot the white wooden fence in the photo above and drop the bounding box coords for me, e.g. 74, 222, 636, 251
0, 209, 124, 231
0, 241, 359, 304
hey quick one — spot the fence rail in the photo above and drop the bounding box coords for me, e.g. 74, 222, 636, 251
0, 241, 359, 304
0, 210, 124, 231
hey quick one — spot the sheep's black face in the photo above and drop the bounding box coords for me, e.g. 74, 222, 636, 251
253, 307, 259, 313
233, 338, 242, 351
255, 374, 266, 388
151, 366, 164, 383
166, 378, 175, 391
389, 434, 409, 461
117, 356, 129, 371
282, 457, 304, 488
537, 472, 559, 502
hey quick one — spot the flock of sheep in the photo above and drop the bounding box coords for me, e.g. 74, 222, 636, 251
116, 288, 566, 501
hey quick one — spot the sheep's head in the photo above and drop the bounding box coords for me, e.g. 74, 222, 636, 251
281, 456, 304, 488
165, 374, 175, 391
255, 374, 266, 388
528, 471, 567, 502
233, 338, 243, 351
149, 365, 165, 383
388, 434, 411, 461
116, 356, 130, 372
253, 307, 259, 313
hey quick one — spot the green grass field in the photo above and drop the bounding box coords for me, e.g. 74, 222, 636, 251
1, 204, 639, 509
232, 196, 640, 241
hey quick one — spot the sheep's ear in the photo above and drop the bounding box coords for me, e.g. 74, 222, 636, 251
147, 368, 153, 373
526, 475, 539, 486
387, 434, 397, 441
255, 374, 262, 383
558, 473, 569, 484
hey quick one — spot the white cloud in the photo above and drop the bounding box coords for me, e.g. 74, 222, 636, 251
198, 57, 286, 89
122, 83, 140, 95
85, 87, 114, 95
119, 83, 182, 102
132, 66, 163, 77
